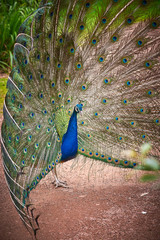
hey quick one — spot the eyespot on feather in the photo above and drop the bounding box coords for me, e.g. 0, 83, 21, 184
107, 157, 112, 163
76, 62, 83, 70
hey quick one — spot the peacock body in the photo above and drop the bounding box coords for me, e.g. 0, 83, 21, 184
1, 0, 160, 237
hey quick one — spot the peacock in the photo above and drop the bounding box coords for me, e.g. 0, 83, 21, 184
1, 0, 160, 238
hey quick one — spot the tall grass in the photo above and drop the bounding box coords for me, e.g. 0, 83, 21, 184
0, 0, 40, 72
0, 77, 7, 116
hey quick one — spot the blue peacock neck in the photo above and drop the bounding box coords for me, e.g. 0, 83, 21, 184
60, 109, 78, 162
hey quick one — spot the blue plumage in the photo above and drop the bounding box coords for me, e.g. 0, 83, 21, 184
61, 104, 82, 161
1, 1, 160, 238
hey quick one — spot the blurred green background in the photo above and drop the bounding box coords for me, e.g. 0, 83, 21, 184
0, 77, 7, 116
0, 0, 40, 116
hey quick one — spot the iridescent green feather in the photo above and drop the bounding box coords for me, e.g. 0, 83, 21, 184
1, 0, 160, 237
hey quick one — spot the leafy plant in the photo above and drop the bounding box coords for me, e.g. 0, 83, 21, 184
0, 0, 40, 72
0, 77, 7, 116
123, 143, 160, 182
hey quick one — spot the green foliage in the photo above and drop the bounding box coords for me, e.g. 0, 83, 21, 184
138, 143, 160, 182
140, 174, 159, 182
0, 78, 7, 116
0, 0, 40, 72
124, 143, 160, 182
143, 158, 160, 171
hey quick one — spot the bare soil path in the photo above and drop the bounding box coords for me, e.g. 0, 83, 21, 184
0, 117, 160, 240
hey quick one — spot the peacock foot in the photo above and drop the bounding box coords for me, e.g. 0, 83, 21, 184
52, 179, 68, 188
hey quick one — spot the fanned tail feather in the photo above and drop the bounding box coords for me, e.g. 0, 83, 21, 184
1, 0, 160, 237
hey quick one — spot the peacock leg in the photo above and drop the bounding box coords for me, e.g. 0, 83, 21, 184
52, 167, 68, 188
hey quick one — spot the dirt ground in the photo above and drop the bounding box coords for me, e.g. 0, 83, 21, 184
0, 117, 160, 240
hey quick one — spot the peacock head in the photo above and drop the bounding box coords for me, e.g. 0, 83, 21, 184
74, 104, 83, 113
